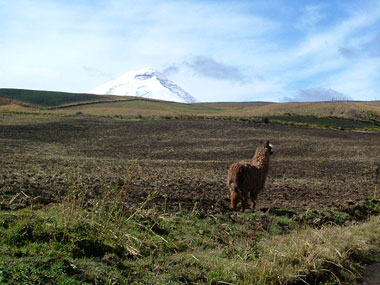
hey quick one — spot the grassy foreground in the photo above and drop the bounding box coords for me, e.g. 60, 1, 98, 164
1, 191, 380, 284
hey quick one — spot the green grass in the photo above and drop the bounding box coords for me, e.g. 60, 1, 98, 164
145, 113, 380, 131
1, 196, 380, 284
2, 107, 380, 132
70, 99, 220, 115
0, 88, 108, 107
265, 114, 380, 130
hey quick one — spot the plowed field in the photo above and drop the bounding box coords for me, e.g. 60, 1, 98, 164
1, 115, 379, 213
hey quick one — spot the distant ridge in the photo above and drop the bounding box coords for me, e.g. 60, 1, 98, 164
0, 88, 108, 107
1, 88, 380, 127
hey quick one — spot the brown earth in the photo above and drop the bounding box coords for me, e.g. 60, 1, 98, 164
0, 97, 11, 104
361, 263, 380, 285
0, 115, 379, 214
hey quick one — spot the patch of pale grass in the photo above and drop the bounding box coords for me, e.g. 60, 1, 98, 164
186, 215, 380, 284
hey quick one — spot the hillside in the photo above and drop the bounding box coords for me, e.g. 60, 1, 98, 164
55, 99, 380, 127
1, 88, 380, 130
199, 101, 380, 118
0, 88, 110, 107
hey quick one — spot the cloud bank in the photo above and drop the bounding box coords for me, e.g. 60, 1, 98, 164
283, 88, 351, 102
164, 56, 247, 83
184, 56, 247, 83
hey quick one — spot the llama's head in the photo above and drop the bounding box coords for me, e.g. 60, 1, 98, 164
266, 140, 274, 155
253, 140, 274, 161
259, 140, 273, 155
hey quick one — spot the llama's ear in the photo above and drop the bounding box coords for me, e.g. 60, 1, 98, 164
265, 140, 270, 146
259, 140, 263, 145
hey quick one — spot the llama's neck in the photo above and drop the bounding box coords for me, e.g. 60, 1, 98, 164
252, 152, 270, 172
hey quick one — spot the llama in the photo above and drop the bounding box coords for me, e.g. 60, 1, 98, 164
227, 140, 273, 212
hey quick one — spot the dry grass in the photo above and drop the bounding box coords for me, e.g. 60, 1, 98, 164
185, 215, 380, 284
54, 100, 380, 119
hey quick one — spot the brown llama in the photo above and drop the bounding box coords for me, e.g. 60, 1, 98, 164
227, 140, 273, 212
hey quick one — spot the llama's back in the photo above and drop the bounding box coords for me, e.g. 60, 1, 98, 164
227, 162, 258, 192
227, 162, 242, 189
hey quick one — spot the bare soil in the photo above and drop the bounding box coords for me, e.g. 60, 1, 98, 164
361, 263, 380, 285
0, 115, 379, 213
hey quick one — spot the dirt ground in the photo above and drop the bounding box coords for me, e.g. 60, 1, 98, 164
0, 115, 379, 213
361, 263, 380, 285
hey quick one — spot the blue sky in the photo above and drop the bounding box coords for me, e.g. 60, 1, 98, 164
1, 0, 380, 102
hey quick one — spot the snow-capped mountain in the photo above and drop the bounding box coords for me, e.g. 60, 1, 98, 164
89, 68, 197, 103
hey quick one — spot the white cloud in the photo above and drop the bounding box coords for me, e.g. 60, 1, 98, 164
169, 66, 286, 102
166, 56, 248, 83
326, 59, 380, 101
298, 4, 327, 29
295, 6, 380, 58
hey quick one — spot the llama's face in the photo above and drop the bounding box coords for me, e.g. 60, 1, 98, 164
266, 142, 273, 155
267, 143, 273, 155
260, 140, 273, 155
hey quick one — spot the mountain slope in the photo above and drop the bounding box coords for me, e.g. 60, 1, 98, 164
0, 88, 109, 107
89, 68, 197, 103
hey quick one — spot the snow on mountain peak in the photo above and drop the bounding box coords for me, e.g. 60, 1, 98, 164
89, 68, 197, 103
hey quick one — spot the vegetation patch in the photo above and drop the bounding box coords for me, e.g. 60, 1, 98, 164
0, 88, 108, 107
0, 97, 12, 106
364, 110, 380, 125
1, 199, 380, 284
265, 114, 380, 130
97, 112, 380, 131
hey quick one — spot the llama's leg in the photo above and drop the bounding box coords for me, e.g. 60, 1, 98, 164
250, 190, 259, 210
230, 191, 240, 210
241, 191, 249, 212
250, 200, 256, 210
